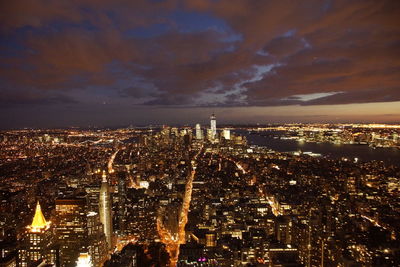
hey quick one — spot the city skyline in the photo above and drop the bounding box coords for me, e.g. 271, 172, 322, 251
1, 122, 399, 266
1, 1, 399, 128
0, 1, 400, 266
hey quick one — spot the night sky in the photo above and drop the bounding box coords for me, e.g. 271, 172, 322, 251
1, 0, 399, 128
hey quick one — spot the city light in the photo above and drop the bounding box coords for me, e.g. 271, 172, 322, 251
1, 0, 399, 265
1, 119, 399, 267
76, 253, 92, 267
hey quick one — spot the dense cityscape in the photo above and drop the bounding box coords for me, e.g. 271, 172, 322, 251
1, 1, 400, 266
0, 115, 399, 266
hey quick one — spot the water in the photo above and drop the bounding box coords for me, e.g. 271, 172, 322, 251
237, 130, 400, 167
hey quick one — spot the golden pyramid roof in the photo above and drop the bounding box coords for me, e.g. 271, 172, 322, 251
31, 201, 47, 230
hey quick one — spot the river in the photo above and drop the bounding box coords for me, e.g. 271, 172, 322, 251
236, 130, 400, 167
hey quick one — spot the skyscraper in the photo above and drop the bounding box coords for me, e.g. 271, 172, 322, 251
99, 171, 113, 250
195, 124, 203, 140
55, 197, 87, 267
206, 128, 213, 141
210, 114, 216, 140
85, 185, 100, 213
18, 202, 59, 267
87, 211, 108, 267
222, 129, 231, 140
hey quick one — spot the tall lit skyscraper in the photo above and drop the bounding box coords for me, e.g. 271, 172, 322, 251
195, 124, 203, 140
210, 114, 216, 140
55, 197, 87, 267
99, 171, 113, 249
18, 202, 58, 267
54, 194, 107, 267
222, 129, 231, 140
87, 211, 108, 267
85, 185, 100, 213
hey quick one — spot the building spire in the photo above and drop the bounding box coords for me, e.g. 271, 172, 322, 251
102, 170, 108, 183
31, 201, 47, 231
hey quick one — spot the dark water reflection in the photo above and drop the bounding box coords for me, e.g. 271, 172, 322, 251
236, 130, 400, 167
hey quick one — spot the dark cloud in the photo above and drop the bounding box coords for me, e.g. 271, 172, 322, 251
119, 87, 156, 99
262, 34, 309, 57
144, 93, 193, 106
0, 0, 179, 32
0, 89, 77, 107
0, 0, 399, 112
